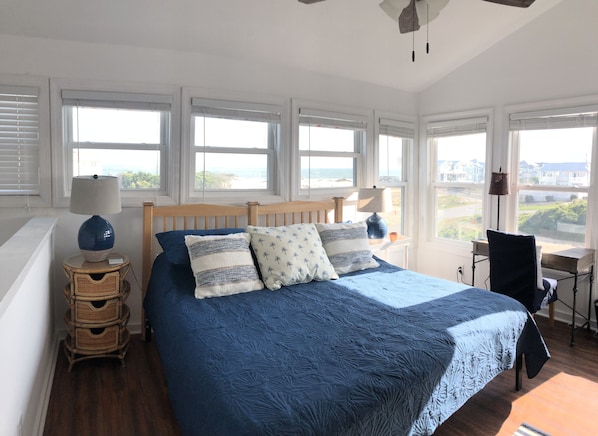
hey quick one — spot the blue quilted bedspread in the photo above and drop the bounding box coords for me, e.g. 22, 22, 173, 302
144, 255, 549, 436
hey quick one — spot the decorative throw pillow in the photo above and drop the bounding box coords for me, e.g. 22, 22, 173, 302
156, 228, 244, 265
185, 233, 264, 299
247, 223, 338, 290
315, 222, 379, 274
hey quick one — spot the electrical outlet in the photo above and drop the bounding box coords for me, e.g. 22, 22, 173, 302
457, 265, 464, 275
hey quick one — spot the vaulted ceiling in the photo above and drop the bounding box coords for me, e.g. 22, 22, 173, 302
0, 0, 563, 92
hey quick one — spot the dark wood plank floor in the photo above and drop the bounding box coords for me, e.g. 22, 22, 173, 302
44, 317, 598, 436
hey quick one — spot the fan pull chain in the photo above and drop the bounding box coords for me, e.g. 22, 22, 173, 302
426, 3, 430, 54
412, 30, 415, 62
413, 0, 416, 61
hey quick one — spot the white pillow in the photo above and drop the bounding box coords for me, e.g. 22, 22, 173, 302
185, 233, 264, 299
315, 222, 379, 274
247, 223, 338, 290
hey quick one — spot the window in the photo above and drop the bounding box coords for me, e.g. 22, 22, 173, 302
377, 117, 414, 234
298, 108, 366, 195
509, 109, 595, 248
427, 116, 488, 242
60, 89, 173, 204
0, 78, 50, 207
189, 98, 280, 199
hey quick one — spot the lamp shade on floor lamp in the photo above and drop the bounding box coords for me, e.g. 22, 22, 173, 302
488, 169, 509, 231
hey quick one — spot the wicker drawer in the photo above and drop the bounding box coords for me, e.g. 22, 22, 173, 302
70, 298, 120, 323
73, 271, 120, 297
66, 319, 129, 352
64, 281, 130, 324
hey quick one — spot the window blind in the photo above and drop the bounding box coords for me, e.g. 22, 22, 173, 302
191, 98, 281, 123
0, 85, 40, 195
427, 116, 488, 137
509, 108, 598, 131
299, 108, 367, 131
379, 118, 415, 139
62, 90, 172, 111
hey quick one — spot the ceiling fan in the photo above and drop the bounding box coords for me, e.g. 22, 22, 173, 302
298, 0, 536, 34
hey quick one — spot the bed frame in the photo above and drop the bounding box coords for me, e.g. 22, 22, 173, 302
141, 198, 344, 340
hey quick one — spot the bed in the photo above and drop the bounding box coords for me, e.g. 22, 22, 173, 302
141, 199, 549, 436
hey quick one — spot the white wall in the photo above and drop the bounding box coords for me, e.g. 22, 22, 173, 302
0, 217, 57, 436
0, 32, 418, 335
417, 0, 598, 324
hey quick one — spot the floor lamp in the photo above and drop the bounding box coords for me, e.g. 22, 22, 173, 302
488, 168, 509, 231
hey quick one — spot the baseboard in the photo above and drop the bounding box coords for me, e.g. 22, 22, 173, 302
32, 334, 60, 436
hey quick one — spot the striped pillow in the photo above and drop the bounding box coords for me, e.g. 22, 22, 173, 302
185, 233, 264, 299
316, 222, 379, 274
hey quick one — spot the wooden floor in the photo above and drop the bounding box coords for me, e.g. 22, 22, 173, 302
43, 316, 598, 436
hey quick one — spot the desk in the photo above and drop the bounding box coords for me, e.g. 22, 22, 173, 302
472, 240, 595, 346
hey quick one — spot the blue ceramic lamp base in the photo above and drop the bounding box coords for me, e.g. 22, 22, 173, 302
365, 212, 388, 239
78, 215, 115, 262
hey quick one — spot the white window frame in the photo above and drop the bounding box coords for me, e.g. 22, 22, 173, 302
291, 99, 371, 201
181, 88, 287, 204
0, 75, 51, 208
422, 109, 493, 248
506, 100, 598, 248
374, 111, 416, 236
51, 79, 180, 207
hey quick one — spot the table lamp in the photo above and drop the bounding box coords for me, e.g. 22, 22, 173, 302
358, 186, 392, 239
488, 168, 509, 231
70, 175, 121, 262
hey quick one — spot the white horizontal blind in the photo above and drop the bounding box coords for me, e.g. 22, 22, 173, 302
299, 108, 367, 131
379, 118, 415, 139
191, 98, 281, 123
62, 90, 172, 111
0, 85, 40, 195
509, 109, 598, 131
427, 116, 488, 137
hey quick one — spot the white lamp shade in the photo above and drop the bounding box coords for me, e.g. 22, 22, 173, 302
70, 175, 121, 216
357, 188, 392, 213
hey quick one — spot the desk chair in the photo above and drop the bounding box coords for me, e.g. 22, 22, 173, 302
487, 230, 557, 321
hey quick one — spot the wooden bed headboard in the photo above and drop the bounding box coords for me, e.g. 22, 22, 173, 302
141, 198, 344, 340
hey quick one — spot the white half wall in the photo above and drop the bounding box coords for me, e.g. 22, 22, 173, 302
0, 217, 58, 436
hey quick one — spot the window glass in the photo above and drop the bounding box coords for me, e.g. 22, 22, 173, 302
64, 103, 170, 195
299, 125, 355, 152
194, 117, 270, 149
74, 149, 161, 189
72, 107, 161, 144
195, 153, 268, 190
298, 110, 364, 192
377, 121, 413, 234
190, 101, 279, 195
514, 126, 592, 248
300, 156, 355, 189
431, 131, 487, 242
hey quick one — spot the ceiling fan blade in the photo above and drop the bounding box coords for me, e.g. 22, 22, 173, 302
481, 0, 536, 7
298, 0, 327, 4
399, 0, 420, 34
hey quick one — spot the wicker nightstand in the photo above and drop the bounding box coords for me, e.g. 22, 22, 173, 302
63, 253, 131, 371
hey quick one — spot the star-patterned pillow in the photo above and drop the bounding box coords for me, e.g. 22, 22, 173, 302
247, 223, 338, 290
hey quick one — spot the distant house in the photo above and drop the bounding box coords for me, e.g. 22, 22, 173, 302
519, 161, 589, 187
